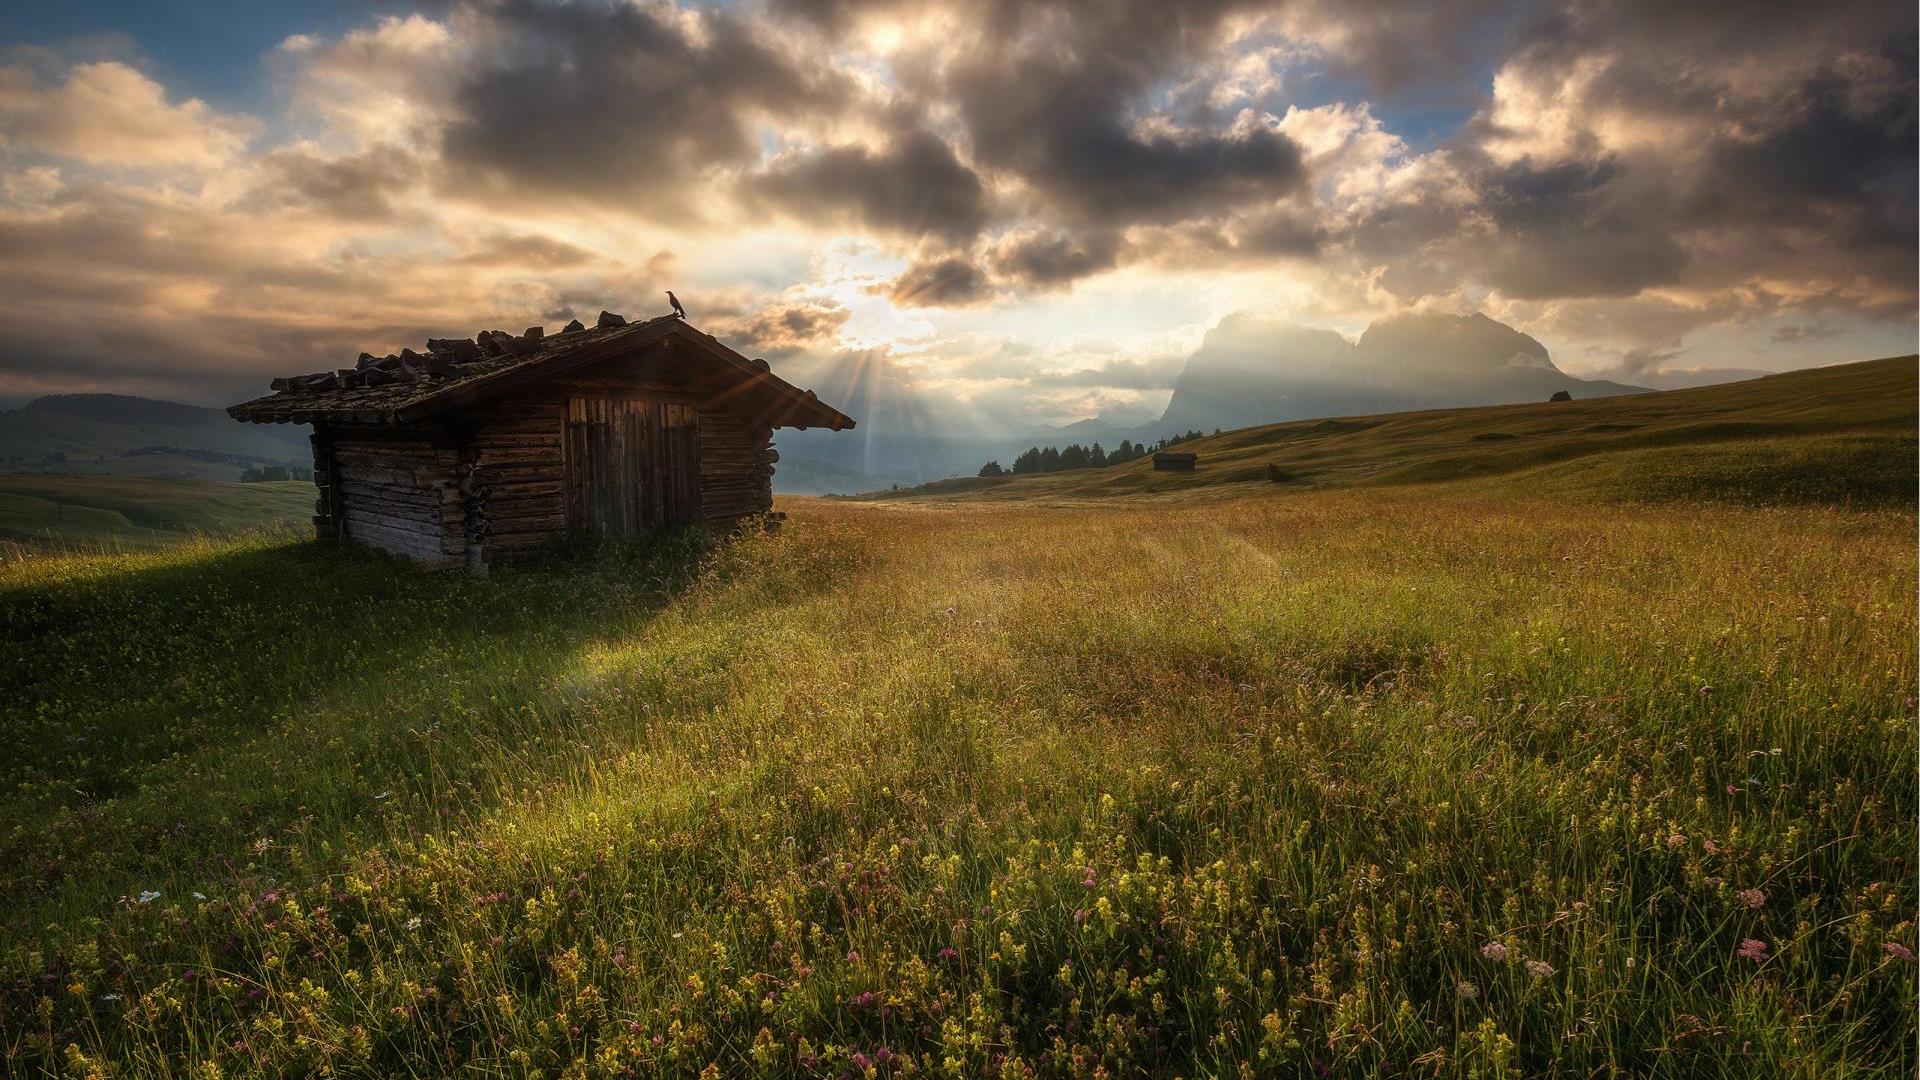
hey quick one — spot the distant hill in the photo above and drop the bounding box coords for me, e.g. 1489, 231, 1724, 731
862, 356, 1917, 507
0, 394, 310, 481
1157, 311, 1648, 433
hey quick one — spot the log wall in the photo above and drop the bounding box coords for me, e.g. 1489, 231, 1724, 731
318, 421, 464, 569
698, 412, 777, 530
313, 376, 781, 571
460, 396, 567, 570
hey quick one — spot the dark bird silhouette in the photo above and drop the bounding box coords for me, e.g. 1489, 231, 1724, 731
666, 290, 686, 319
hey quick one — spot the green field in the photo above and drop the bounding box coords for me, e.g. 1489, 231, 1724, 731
866, 356, 1917, 506
0, 364, 1913, 1077
0, 475, 314, 549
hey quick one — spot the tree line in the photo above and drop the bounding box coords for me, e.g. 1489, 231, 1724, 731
979, 430, 1213, 477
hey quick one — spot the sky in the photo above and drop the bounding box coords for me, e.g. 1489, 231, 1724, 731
0, 0, 1913, 430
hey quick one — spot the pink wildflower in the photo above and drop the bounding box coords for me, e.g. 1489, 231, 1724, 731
851, 1051, 873, 1070
1885, 942, 1915, 962
846, 950, 860, 964
938, 947, 958, 960
1524, 960, 1555, 980
1735, 888, 1765, 909
1737, 938, 1769, 963
1666, 834, 1686, 849
1479, 942, 1510, 962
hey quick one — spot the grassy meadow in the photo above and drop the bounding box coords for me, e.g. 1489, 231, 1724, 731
0, 475, 313, 550
872, 357, 1917, 507
1, 369, 1915, 1077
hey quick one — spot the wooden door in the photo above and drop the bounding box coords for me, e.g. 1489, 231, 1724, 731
565, 397, 704, 538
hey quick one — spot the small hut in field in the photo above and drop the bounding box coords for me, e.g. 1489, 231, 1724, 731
229, 310, 855, 572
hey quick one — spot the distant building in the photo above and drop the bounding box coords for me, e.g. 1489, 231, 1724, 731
230, 311, 854, 572
1153, 451, 1197, 472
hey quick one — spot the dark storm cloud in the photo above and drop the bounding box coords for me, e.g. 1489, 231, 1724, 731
941, 0, 1307, 227
887, 256, 991, 308
748, 130, 990, 241
990, 231, 1125, 289
437, 0, 850, 211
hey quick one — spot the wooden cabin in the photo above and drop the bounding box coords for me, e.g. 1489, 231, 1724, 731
229, 311, 855, 572
1152, 451, 1197, 472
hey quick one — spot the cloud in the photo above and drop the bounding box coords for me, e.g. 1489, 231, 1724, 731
453, 232, 596, 268
886, 256, 991, 308
434, 0, 851, 214
0, 60, 256, 168
990, 230, 1125, 289
0, 0, 1912, 417
727, 300, 853, 353
938, 1, 1309, 227
749, 130, 989, 240
1770, 321, 1844, 345
242, 144, 423, 222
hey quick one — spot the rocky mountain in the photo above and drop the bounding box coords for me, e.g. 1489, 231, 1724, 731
1156, 312, 1647, 433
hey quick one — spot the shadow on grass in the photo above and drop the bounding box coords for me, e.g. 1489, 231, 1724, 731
0, 527, 821, 922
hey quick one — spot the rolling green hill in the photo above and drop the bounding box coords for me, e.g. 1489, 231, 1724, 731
0, 475, 313, 549
866, 356, 1917, 507
0, 393, 310, 481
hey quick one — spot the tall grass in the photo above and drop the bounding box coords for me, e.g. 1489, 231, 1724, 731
1, 489, 1912, 1077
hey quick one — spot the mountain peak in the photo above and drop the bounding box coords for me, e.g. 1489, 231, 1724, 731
1356, 311, 1554, 371
1157, 310, 1643, 432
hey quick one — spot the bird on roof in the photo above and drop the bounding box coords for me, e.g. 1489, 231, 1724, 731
666, 290, 686, 319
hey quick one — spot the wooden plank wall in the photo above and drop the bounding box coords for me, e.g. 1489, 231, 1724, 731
325, 422, 463, 567
562, 397, 704, 539
464, 396, 567, 564
309, 430, 339, 540
698, 412, 776, 529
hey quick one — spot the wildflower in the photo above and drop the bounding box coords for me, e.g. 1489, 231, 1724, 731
1725, 784, 1737, 795
404, 917, 422, 931
1479, 942, 1509, 962
1703, 839, 1720, 855
851, 1051, 873, 1071
100, 993, 123, 1002
1737, 939, 1769, 963
137, 890, 160, 904
846, 950, 860, 964
1073, 908, 1087, 923
1524, 960, 1554, 980
1885, 942, 1915, 962
1666, 834, 1686, 849
1735, 888, 1765, 909
1456, 981, 1479, 999
938, 947, 957, 961
192, 892, 207, 901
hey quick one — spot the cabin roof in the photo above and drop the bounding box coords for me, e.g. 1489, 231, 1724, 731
227, 313, 855, 430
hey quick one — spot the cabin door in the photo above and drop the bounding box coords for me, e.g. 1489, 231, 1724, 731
565, 397, 704, 538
